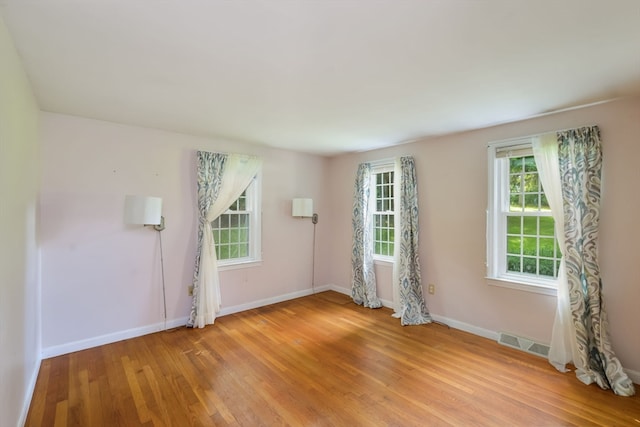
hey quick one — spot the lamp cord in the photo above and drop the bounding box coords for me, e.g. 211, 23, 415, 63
158, 228, 167, 331
311, 220, 317, 294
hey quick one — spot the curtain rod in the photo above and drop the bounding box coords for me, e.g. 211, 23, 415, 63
487, 123, 599, 147
366, 155, 417, 166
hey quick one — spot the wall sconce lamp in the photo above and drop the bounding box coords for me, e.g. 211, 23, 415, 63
292, 198, 318, 224
292, 198, 318, 292
124, 195, 167, 329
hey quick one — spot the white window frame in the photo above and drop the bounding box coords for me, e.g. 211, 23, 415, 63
371, 161, 395, 263
213, 174, 262, 270
487, 138, 558, 296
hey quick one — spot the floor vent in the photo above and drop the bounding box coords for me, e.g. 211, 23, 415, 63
498, 332, 550, 358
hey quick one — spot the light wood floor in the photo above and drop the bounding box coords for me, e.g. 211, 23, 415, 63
27, 291, 640, 426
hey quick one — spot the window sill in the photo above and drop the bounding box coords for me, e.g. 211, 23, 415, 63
373, 257, 394, 266
219, 259, 262, 271
486, 276, 557, 296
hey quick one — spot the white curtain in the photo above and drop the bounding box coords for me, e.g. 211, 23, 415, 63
532, 134, 579, 372
190, 152, 261, 328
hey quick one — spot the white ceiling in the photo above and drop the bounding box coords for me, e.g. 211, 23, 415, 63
2, 1, 639, 156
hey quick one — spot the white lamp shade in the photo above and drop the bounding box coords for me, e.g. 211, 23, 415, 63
124, 195, 163, 225
292, 198, 313, 217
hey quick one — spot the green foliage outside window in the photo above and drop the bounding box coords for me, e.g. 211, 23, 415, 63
374, 170, 394, 257
506, 156, 560, 278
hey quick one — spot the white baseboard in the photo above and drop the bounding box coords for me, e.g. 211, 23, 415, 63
625, 368, 640, 385
41, 317, 188, 359
326, 283, 499, 341
19, 355, 42, 427
329, 283, 640, 386
218, 287, 328, 317
41, 287, 330, 359
328, 283, 350, 296
40, 284, 640, 388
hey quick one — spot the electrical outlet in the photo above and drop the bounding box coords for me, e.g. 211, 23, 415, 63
188, 285, 194, 296
428, 284, 435, 294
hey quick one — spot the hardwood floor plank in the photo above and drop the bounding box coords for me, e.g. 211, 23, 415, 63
53, 400, 68, 427
26, 357, 50, 426
26, 291, 640, 426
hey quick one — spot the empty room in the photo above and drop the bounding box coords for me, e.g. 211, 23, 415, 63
1, 1, 639, 426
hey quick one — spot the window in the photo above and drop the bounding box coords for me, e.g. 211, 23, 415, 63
212, 176, 261, 267
372, 164, 395, 259
487, 139, 560, 294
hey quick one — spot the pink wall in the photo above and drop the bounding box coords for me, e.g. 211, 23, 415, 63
38, 97, 640, 379
325, 97, 640, 375
0, 15, 41, 426
39, 113, 328, 351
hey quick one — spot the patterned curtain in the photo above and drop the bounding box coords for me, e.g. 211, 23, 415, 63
189, 151, 262, 328
393, 156, 431, 325
188, 151, 227, 327
351, 163, 382, 308
558, 126, 634, 396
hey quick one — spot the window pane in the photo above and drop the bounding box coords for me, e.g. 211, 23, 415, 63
524, 157, 537, 172
523, 216, 537, 235
539, 238, 555, 257
239, 243, 249, 257
539, 217, 554, 237
507, 236, 521, 254
219, 245, 229, 260
523, 173, 538, 193
510, 157, 523, 173
507, 215, 521, 234
510, 175, 522, 193
524, 194, 539, 210
523, 257, 536, 274
522, 237, 537, 256
510, 195, 522, 211
220, 229, 229, 244
539, 259, 554, 277
507, 256, 521, 272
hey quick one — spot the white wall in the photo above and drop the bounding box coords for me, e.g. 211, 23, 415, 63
0, 14, 41, 427
39, 113, 328, 354
325, 97, 640, 376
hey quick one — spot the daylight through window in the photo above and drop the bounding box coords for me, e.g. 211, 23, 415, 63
487, 140, 561, 292
211, 177, 261, 266
373, 167, 394, 258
